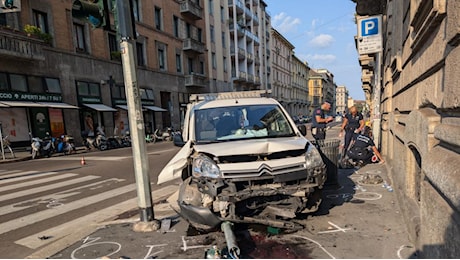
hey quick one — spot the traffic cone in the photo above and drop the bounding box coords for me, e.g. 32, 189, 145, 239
80, 156, 86, 165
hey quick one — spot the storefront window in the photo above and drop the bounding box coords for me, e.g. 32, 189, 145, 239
28, 76, 44, 93
0, 73, 7, 90
77, 81, 89, 95
77, 81, 100, 96
146, 89, 154, 100
88, 83, 100, 96
111, 85, 125, 99
10, 74, 28, 92
45, 78, 62, 93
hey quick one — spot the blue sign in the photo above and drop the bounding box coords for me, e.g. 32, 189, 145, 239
361, 17, 379, 36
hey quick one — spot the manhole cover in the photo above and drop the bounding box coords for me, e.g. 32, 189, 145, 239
357, 173, 384, 186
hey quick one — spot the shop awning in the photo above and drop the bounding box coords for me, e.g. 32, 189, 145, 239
82, 103, 117, 112
0, 101, 47, 107
116, 105, 128, 110
38, 102, 79, 109
143, 105, 167, 112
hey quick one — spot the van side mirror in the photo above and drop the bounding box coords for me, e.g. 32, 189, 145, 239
173, 134, 185, 147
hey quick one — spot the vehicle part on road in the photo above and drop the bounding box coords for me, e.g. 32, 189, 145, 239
221, 221, 240, 259
158, 91, 327, 232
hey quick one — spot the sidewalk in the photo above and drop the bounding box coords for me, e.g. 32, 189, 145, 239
0, 146, 88, 164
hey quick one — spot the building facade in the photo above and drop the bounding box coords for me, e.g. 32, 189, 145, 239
335, 85, 348, 115
307, 69, 336, 114
354, 0, 460, 257
291, 55, 310, 116
270, 28, 294, 113
0, 0, 208, 146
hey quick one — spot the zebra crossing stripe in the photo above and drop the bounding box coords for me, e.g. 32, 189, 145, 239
16, 185, 177, 251
0, 174, 101, 201
40, 156, 130, 161
0, 171, 60, 184
0, 175, 104, 216
0, 170, 22, 176
0, 173, 77, 193
0, 183, 137, 235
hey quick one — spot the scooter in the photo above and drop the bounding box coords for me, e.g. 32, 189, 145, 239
54, 135, 76, 155
83, 132, 108, 151
30, 132, 54, 159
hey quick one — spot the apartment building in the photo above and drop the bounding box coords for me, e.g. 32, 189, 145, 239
291, 55, 310, 117
270, 28, 294, 113
307, 69, 336, 114
335, 85, 348, 115
0, 0, 207, 146
227, 0, 270, 92
355, 0, 460, 257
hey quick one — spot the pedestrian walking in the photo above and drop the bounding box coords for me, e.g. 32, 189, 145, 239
340, 106, 364, 152
311, 101, 334, 140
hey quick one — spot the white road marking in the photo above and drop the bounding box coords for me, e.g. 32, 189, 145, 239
0, 183, 137, 235
0, 171, 60, 184
317, 221, 352, 234
0, 175, 100, 202
40, 156, 131, 161
0, 178, 123, 216
16, 185, 176, 249
0, 173, 76, 192
0, 170, 22, 176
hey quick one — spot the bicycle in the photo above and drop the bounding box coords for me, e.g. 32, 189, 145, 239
2, 135, 15, 159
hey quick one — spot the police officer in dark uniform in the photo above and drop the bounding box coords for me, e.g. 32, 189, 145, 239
311, 101, 334, 140
340, 105, 364, 151
347, 126, 384, 166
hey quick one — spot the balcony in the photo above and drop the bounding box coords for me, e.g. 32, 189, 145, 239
0, 27, 46, 61
183, 38, 205, 54
230, 46, 245, 60
180, 0, 203, 20
185, 73, 207, 87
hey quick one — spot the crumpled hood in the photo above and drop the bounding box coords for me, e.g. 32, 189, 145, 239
193, 136, 308, 156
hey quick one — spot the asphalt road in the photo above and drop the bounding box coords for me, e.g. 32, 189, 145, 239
1, 125, 417, 259
0, 141, 181, 259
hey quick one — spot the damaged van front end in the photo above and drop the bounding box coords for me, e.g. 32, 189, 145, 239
157, 92, 327, 231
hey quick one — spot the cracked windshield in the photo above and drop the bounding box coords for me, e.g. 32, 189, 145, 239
195, 104, 294, 142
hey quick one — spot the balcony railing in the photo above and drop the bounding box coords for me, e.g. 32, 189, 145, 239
180, 0, 203, 20
183, 38, 205, 54
185, 73, 207, 87
0, 28, 46, 61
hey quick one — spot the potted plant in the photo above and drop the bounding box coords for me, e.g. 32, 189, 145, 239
23, 24, 53, 44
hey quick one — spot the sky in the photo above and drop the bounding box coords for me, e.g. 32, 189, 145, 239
264, 0, 365, 100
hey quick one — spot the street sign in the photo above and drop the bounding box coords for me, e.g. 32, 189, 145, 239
357, 15, 382, 55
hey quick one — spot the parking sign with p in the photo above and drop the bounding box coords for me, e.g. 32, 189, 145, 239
361, 17, 379, 36
357, 15, 382, 54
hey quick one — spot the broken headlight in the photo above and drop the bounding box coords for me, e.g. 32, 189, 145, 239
305, 144, 323, 168
192, 154, 222, 178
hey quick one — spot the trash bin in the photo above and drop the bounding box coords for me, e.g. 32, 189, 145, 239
315, 139, 341, 188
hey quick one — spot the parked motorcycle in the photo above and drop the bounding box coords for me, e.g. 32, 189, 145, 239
54, 135, 76, 155
30, 132, 54, 159
83, 132, 108, 151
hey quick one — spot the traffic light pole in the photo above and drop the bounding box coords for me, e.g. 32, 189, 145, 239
116, 0, 159, 231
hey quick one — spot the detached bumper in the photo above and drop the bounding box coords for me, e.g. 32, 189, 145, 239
179, 202, 221, 228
